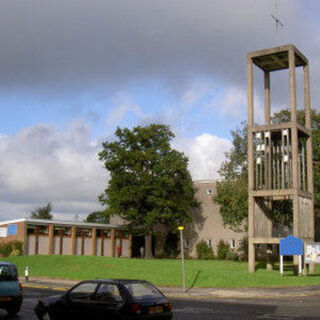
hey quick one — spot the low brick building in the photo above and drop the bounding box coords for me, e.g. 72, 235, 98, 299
0, 219, 131, 257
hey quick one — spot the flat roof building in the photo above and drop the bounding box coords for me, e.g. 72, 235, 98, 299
0, 218, 131, 257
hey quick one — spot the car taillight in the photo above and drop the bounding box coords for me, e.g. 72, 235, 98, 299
19, 282, 23, 291
167, 302, 172, 311
129, 302, 142, 314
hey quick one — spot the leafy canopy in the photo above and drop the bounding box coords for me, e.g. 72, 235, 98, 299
98, 124, 198, 233
213, 109, 320, 234
30, 202, 53, 220
85, 210, 110, 224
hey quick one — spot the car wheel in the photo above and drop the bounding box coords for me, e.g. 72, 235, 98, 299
6, 301, 22, 316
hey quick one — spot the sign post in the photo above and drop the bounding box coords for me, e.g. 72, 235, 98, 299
279, 235, 303, 276
178, 226, 185, 293
304, 242, 320, 275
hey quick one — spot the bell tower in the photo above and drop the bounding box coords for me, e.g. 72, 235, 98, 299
247, 45, 314, 272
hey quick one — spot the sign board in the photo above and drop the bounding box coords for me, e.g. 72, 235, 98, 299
0, 227, 7, 238
7, 224, 17, 236
305, 243, 320, 264
279, 235, 303, 256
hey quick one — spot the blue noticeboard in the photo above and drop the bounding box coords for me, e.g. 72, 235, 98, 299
280, 235, 303, 256
8, 224, 17, 236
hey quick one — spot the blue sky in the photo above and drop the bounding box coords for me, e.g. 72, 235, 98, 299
0, 0, 319, 220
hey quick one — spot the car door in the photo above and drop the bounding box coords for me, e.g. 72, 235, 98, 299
65, 281, 99, 319
91, 283, 125, 320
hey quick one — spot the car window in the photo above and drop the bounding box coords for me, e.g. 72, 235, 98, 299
69, 282, 98, 301
0, 265, 17, 281
96, 284, 123, 302
124, 282, 164, 300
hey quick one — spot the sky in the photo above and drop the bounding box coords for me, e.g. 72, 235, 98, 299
0, 0, 319, 221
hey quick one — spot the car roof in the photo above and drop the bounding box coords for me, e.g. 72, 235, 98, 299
0, 261, 16, 266
85, 279, 149, 285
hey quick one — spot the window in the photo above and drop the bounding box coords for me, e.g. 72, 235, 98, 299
69, 282, 98, 301
96, 284, 122, 302
206, 189, 213, 195
0, 265, 18, 281
206, 239, 212, 247
38, 226, 48, 235
230, 239, 236, 249
124, 282, 164, 300
97, 229, 110, 237
76, 229, 92, 237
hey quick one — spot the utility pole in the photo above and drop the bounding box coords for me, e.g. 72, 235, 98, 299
178, 226, 186, 293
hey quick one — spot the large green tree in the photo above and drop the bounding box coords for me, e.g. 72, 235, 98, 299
98, 124, 198, 258
213, 109, 320, 238
30, 202, 53, 220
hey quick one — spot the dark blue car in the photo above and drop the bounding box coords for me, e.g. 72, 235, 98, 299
0, 262, 23, 315
35, 279, 173, 320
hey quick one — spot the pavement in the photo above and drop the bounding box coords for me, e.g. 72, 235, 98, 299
19, 277, 320, 300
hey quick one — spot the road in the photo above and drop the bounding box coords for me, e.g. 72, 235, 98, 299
0, 287, 319, 319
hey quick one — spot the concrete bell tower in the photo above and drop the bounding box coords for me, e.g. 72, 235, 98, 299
247, 45, 314, 272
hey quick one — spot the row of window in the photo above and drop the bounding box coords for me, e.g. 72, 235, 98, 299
26, 225, 129, 238
205, 238, 236, 249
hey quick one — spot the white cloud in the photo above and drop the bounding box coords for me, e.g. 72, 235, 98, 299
173, 133, 232, 180
0, 121, 233, 221
0, 122, 107, 221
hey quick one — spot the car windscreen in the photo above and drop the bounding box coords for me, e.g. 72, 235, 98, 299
124, 282, 164, 300
0, 265, 18, 281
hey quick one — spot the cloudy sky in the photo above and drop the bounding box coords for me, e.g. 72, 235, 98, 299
0, 0, 319, 221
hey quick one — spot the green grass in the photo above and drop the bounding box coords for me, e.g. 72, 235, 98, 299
2, 255, 320, 288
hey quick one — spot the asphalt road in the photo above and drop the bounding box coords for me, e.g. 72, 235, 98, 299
0, 287, 319, 320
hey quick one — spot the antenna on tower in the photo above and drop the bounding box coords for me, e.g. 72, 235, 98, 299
271, 0, 284, 45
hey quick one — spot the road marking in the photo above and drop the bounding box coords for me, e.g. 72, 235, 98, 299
23, 283, 68, 291
257, 314, 302, 319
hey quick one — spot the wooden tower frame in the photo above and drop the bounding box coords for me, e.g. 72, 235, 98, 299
247, 45, 314, 272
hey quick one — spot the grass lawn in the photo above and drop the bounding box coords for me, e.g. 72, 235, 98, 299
2, 255, 320, 288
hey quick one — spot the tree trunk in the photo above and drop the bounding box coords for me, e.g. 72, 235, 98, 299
154, 229, 169, 258
144, 234, 154, 259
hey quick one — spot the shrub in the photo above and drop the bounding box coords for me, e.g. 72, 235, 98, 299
217, 240, 230, 259
226, 251, 239, 261
10, 250, 21, 257
11, 241, 24, 255
238, 237, 248, 261
0, 241, 24, 257
0, 242, 13, 257
196, 240, 214, 260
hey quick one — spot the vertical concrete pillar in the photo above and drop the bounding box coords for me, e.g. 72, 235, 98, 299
248, 242, 255, 273
247, 56, 255, 272
304, 64, 315, 241
264, 71, 270, 124
128, 234, 132, 258
22, 222, 28, 255
71, 226, 76, 256
101, 230, 105, 256
110, 228, 115, 257
247, 56, 254, 126
289, 49, 297, 124
289, 48, 299, 243
91, 227, 96, 256
48, 224, 54, 255
35, 227, 39, 255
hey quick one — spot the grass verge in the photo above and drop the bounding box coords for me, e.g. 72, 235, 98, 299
2, 255, 320, 288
